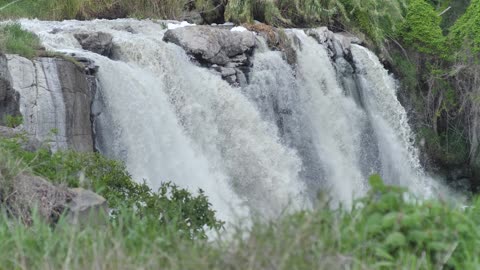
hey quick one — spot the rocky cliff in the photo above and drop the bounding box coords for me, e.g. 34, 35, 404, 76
0, 54, 96, 152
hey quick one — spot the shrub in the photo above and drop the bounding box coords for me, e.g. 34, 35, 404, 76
398, 0, 446, 56
0, 137, 224, 238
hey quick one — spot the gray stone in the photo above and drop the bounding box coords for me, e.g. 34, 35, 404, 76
0, 54, 20, 125
67, 188, 108, 226
163, 26, 255, 87
6, 54, 95, 152
163, 26, 255, 66
180, 10, 204, 25
236, 69, 248, 87
224, 75, 237, 85
306, 27, 363, 59
2, 172, 107, 226
219, 67, 236, 77
8, 174, 73, 224
74, 32, 113, 57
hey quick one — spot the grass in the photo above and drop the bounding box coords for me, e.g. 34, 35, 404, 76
1, 174, 480, 269
0, 23, 40, 58
2, 135, 480, 269
0, 0, 194, 20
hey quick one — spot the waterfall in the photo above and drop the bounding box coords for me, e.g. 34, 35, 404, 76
351, 44, 434, 196
18, 19, 439, 219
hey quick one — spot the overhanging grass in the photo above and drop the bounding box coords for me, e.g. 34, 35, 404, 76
0, 23, 40, 58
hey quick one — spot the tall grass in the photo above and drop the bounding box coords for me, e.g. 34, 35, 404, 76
0, 23, 40, 58
0, 0, 192, 20
1, 174, 480, 269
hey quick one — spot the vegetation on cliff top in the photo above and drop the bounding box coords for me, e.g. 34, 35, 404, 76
0, 23, 39, 58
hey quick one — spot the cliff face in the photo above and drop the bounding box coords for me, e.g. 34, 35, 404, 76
0, 54, 96, 152
0, 55, 20, 125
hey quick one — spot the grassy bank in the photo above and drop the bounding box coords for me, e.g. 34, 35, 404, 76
0, 175, 479, 269
0, 137, 479, 269
0, 0, 204, 20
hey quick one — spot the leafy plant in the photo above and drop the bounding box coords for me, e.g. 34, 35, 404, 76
0, 137, 224, 238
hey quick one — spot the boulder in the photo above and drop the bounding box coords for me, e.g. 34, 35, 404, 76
163, 26, 255, 86
1, 172, 107, 226
74, 32, 113, 57
306, 27, 363, 60
67, 188, 108, 226
164, 26, 255, 66
6, 174, 73, 224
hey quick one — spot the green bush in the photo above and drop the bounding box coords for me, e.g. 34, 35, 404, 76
449, 0, 480, 54
0, 137, 224, 238
398, 0, 446, 56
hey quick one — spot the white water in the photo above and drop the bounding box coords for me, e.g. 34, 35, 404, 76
17, 19, 440, 219
351, 45, 434, 196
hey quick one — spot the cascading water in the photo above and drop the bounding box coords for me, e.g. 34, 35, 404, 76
18, 19, 440, 220
351, 44, 434, 196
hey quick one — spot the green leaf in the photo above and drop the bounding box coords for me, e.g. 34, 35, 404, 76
385, 232, 407, 249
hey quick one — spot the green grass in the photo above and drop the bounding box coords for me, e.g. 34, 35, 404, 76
0, 0, 193, 20
0, 23, 40, 58
1, 174, 480, 269
1, 136, 480, 269
0, 136, 223, 238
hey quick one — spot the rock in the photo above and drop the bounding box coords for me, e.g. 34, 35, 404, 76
164, 26, 255, 66
0, 54, 20, 125
7, 174, 73, 224
5, 54, 95, 152
1, 172, 107, 226
67, 188, 108, 226
163, 26, 255, 86
306, 27, 333, 44
74, 32, 113, 57
306, 27, 363, 61
217, 67, 236, 77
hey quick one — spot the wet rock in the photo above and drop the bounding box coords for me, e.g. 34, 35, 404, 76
163, 26, 255, 86
164, 25, 255, 65
6, 174, 73, 224
5, 55, 95, 152
306, 27, 363, 61
74, 32, 113, 57
0, 54, 20, 125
